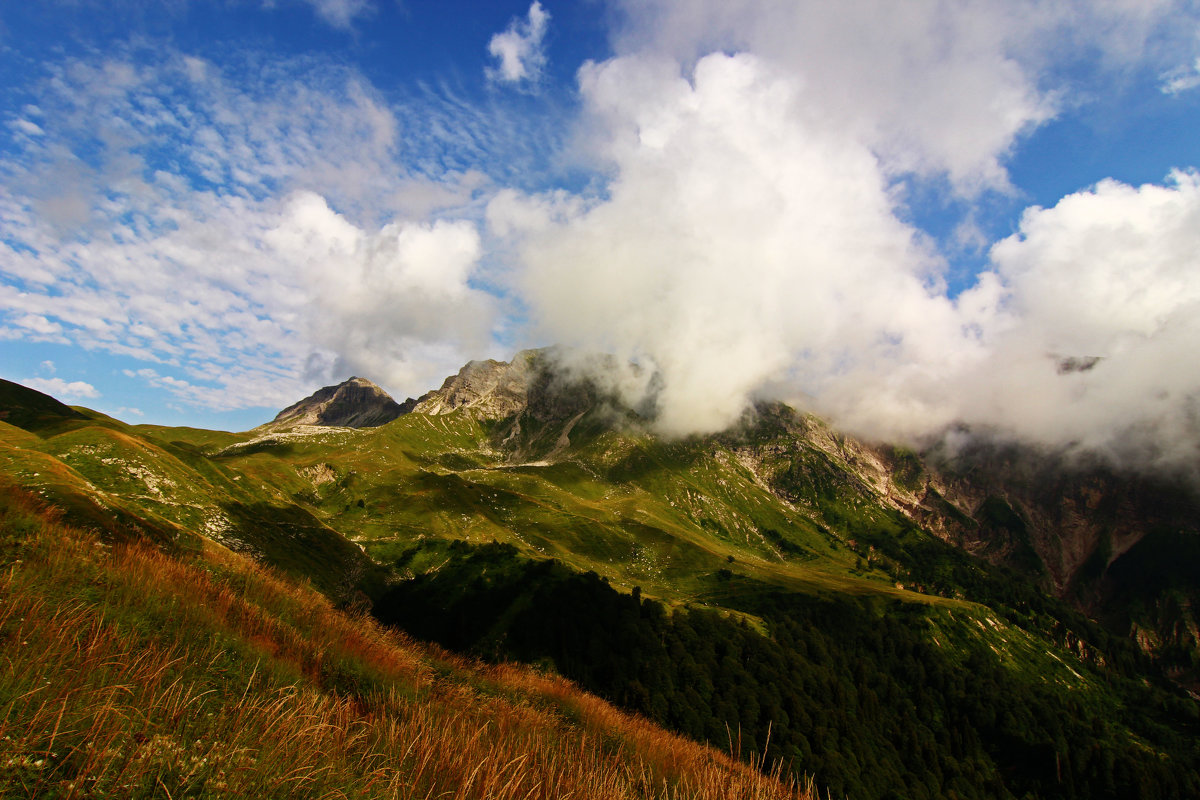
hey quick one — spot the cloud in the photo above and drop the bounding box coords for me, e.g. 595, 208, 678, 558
490, 4, 1200, 475
299, 0, 374, 30
494, 52, 962, 436
779, 170, 1200, 473
0, 48, 504, 413
487, 2, 551, 86
607, 0, 1191, 194
1162, 57, 1200, 94
20, 377, 99, 401
962, 171, 1200, 469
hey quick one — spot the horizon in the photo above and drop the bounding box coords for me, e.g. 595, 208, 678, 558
2, 1, 1199, 467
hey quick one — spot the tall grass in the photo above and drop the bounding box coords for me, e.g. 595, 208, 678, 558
0, 484, 812, 799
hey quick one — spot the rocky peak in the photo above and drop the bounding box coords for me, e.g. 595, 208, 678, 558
269, 376, 406, 429
411, 350, 542, 419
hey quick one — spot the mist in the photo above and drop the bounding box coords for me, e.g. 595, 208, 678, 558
489, 2, 1200, 474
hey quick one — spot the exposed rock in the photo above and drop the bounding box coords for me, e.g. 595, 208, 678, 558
268, 377, 405, 429
411, 351, 540, 419
411, 348, 615, 462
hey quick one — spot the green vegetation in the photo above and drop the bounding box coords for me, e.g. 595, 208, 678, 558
0, 483, 809, 800
3, 375, 1200, 799
374, 540, 1200, 800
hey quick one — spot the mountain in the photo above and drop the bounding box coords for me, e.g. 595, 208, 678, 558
2, 363, 1199, 799
406, 351, 1200, 672
268, 376, 408, 429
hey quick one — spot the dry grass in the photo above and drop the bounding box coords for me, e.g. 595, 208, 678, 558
0, 484, 812, 799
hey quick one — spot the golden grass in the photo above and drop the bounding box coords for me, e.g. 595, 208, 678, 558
0, 484, 812, 799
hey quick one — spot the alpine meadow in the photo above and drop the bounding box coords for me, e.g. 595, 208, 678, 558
3, 2, 1200, 799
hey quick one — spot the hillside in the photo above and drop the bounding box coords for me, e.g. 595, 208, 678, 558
0, 482, 810, 799
1, 366, 1199, 798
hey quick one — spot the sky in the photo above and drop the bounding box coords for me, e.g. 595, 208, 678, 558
1, 1, 1199, 473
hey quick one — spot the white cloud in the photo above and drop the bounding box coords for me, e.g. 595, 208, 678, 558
0, 49, 506, 413
490, 5, 1200, 474
10, 119, 44, 137
20, 377, 100, 401
965, 172, 1200, 468
495, 52, 963, 436
608, 0, 1191, 194
487, 2, 551, 86
299, 0, 374, 30
1162, 56, 1200, 94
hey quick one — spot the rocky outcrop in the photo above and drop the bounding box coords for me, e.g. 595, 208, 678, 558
410, 353, 539, 419
268, 377, 406, 429
410, 348, 613, 462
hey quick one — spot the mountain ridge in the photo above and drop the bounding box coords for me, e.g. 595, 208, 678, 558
3, 366, 1200, 799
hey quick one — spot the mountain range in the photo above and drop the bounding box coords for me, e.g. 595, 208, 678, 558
2, 350, 1199, 799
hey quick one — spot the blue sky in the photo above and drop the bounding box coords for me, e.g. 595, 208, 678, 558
2, 1, 1199, 468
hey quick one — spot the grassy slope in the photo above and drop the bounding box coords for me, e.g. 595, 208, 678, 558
0, 483, 810, 800
0, 378, 952, 612
213, 409, 938, 613
0, 386, 380, 601
3, 381, 1197, 796
0, 386, 1156, 697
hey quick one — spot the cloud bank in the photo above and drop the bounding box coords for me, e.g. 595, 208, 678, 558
488, 0, 1200, 473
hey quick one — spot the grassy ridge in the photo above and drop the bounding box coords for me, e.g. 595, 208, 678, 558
0, 483, 811, 799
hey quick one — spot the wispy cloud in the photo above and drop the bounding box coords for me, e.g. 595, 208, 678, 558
1162, 57, 1200, 94
300, 0, 374, 30
0, 46, 532, 411
487, 2, 551, 87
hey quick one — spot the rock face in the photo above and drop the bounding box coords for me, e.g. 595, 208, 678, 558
270, 377, 406, 429
410, 353, 538, 419
411, 348, 611, 462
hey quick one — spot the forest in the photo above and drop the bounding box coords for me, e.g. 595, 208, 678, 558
375, 540, 1200, 800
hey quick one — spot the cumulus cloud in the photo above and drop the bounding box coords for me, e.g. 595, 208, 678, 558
20, 377, 100, 401
959, 172, 1200, 468
608, 0, 1188, 193
495, 52, 960, 436
487, 2, 551, 86
489, 1, 1200, 475
828, 171, 1200, 473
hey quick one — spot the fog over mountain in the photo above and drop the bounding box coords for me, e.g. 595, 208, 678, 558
486, 1, 1200, 474
2, 0, 1198, 473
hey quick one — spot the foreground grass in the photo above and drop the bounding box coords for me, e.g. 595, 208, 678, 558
0, 484, 811, 799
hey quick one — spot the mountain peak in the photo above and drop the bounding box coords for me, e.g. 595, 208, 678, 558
410, 349, 548, 419
269, 376, 406, 429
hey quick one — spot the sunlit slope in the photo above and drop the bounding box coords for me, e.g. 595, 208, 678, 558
0, 483, 809, 800
0, 379, 378, 599
205, 401, 959, 609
